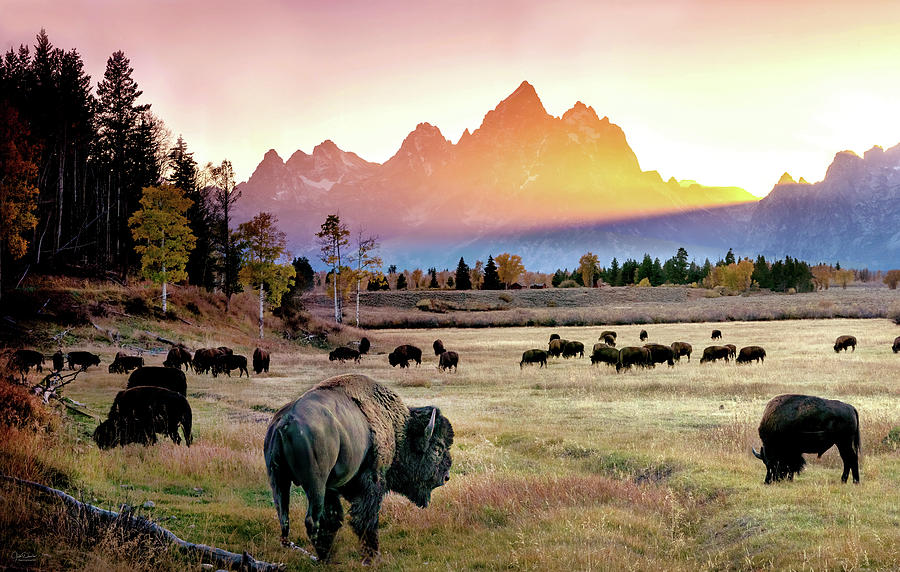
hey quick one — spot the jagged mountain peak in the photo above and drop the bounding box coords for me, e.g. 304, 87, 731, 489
776, 172, 796, 185
475, 80, 551, 135
261, 148, 284, 165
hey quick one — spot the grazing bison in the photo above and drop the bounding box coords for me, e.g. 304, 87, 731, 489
217, 346, 234, 356
68, 351, 101, 371
737, 346, 767, 364
724, 344, 737, 359
264, 374, 453, 563
163, 346, 193, 371
520, 349, 548, 369
52, 350, 65, 372
753, 394, 860, 484
893, 336, 900, 353
126, 366, 187, 396
639, 329, 648, 342
834, 335, 857, 353
214, 353, 249, 378
329, 347, 360, 363
388, 345, 422, 368
671, 341, 692, 362
108, 352, 144, 374
548, 338, 567, 358
711, 329, 722, 340
432, 339, 445, 356
192, 348, 223, 375
644, 343, 675, 367
549, 333, 561, 342
359, 337, 370, 355
700, 345, 731, 364
617, 346, 651, 372
93, 386, 192, 449
253, 347, 271, 374
438, 350, 459, 372
600, 333, 616, 347
562, 340, 584, 359
8, 349, 45, 374
591, 346, 619, 368
599, 330, 617, 341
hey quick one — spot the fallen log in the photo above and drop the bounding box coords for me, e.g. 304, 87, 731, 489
1, 475, 284, 571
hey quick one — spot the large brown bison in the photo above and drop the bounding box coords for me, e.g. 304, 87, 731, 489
562, 340, 584, 359
753, 394, 860, 484
700, 345, 731, 364
736, 346, 766, 364
126, 366, 187, 396
163, 346, 193, 371
68, 351, 101, 371
599, 333, 616, 347
834, 335, 857, 353
193, 348, 226, 374
671, 341, 692, 362
329, 347, 361, 363
438, 350, 459, 372
108, 352, 144, 374
388, 345, 422, 368
213, 353, 249, 378
591, 346, 619, 368
93, 386, 193, 449
7, 349, 45, 374
520, 349, 548, 368
548, 338, 567, 358
599, 330, 616, 341
724, 344, 737, 359
893, 336, 900, 353
616, 346, 651, 372
711, 329, 722, 340
264, 374, 453, 563
253, 347, 271, 374
644, 343, 675, 367
639, 329, 648, 342
432, 339, 445, 356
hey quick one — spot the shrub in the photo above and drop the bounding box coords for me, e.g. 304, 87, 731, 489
499, 292, 513, 303
0, 379, 53, 431
637, 278, 651, 287
559, 280, 578, 288
884, 270, 900, 290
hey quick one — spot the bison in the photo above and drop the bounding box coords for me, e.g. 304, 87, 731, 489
591, 346, 619, 368
438, 350, 459, 372
388, 345, 422, 368
68, 351, 101, 371
600, 333, 616, 347
671, 341, 692, 362
562, 340, 584, 359
214, 353, 249, 378
126, 366, 187, 396
639, 329, 648, 342
616, 346, 651, 372
724, 344, 737, 359
264, 374, 453, 563
736, 346, 766, 364
93, 386, 193, 449
163, 346, 193, 371
549, 333, 561, 342
329, 347, 361, 363
548, 338, 567, 358
7, 349, 44, 374
520, 349, 548, 369
432, 339, 445, 356
192, 348, 223, 375
893, 336, 900, 353
108, 352, 144, 374
358, 337, 370, 355
644, 343, 675, 367
753, 394, 860, 484
700, 345, 731, 364
599, 330, 617, 341
52, 350, 65, 372
253, 347, 271, 374
834, 335, 857, 353
711, 329, 722, 340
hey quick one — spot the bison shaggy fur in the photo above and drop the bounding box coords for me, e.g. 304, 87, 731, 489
253, 347, 271, 374
700, 345, 731, 364
548, 338, 567, 358
736, 346, 766, 364
671, 341, 692, 362
432, 339, 445, 356
520, 349, 548, 369
93, 386, 192, 449
834, 335, 857, 353
438, 350, 459, 372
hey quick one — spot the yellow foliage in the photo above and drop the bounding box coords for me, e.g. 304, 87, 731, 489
702, 259, 754, 292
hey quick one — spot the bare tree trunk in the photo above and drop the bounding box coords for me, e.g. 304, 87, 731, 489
56, 138, 65, 255
259, 283, 264, 339
0, 240, 4, 304
356, 277, 361, 327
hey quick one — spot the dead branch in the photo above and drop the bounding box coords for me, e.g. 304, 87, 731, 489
31, 369, 83, 403
145, 332, 181, 347
1, 475, 285, 572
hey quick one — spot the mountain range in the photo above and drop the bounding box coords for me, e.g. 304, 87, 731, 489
234, 82, 900, 270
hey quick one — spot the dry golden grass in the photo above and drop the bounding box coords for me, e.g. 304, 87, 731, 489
2, 315, 900, 570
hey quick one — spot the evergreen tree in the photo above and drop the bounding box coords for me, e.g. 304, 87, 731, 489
552, 268, 567, 287
447, 275, 454, 288
483, 255, 501, 290
620, 258, 639, 285
395, 272, 407, 290
428, 267, 439, 288
455, 257, 472, 290
724, 248, 736, 265
636, 254, 654, 283
650, 257, 664, 286
752, 255, 771, 289
701, 258, 713, 281
606, 257, 621, 286
168, 136, 213, 288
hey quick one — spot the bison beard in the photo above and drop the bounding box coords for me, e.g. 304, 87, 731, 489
264, 375, 453, 564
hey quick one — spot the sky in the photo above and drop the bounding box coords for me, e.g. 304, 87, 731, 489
3, 0, 900, 197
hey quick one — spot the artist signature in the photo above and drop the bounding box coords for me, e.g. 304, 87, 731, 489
12, 552, 37, 563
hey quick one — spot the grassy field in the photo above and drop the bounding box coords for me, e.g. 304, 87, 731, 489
3, 317, 900, 570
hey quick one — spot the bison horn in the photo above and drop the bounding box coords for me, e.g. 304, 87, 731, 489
752, 448, 763, 460
425, 407, 437, 443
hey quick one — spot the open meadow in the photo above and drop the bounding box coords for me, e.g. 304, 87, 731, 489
3, 316, 900, 570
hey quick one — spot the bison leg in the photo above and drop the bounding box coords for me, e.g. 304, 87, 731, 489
269, 469, 293, 546
837, 441, 860, 483
348, 474, 383, 564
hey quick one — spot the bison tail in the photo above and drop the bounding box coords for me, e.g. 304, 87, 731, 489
853, 408, 861, 457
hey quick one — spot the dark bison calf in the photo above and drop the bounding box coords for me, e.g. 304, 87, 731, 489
834, 335, 857, 353
520, 349, 548, 368
163, 346, 193, 371
109, 352, 144, 374
893, 336, 900, 353
8, 349, 45, 373
438, 350, 459, 372
639, 329, 648, 342
68, 351, 101, 371
126, 366, 187, 396
671, 341, 692, 362
644, 343, 675, 367
433, 339, 445, 356
253, 347, 271, 374
388, 344, 422, 368
591, 346, 619, 367
330, 347, 361, 363
711, 329, 722, 340
736, 346, 766, 364
700, 345, 731, 364
93, 386, 192, 449
214, 354, 249, 378
753, 394, 859, 484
